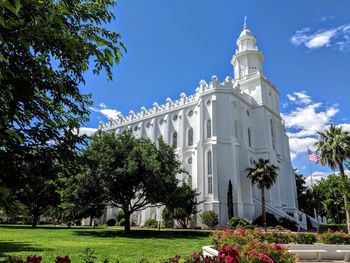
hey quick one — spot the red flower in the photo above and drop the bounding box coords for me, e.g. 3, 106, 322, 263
271, 243, 284, 250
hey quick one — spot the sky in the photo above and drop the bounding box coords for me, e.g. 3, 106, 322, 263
80, 0, 350, 182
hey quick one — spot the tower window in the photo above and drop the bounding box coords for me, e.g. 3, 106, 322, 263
172, 132, 177, 148
248, 128, 252, 147
207, 119, 212, 139
208, 176, 213, 194
207, 151, 212, 175
188, 128, 193, 146
188, 110, 193, 117
270, 119, 276, 150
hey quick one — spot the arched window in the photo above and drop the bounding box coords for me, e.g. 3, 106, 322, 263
188, 128, 193, 146
208, 176, 213, 194
248, 128, 252, 147
270, 119, 276, 150
172, 132, 177, 148
207, 151, 212, 175
207, 119, 212, 139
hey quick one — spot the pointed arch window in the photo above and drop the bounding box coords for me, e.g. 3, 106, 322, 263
172, 132, 177, 148
207, 151, 212, 175
248, 128, 252, 147
188, 128, 193, 146
270, 119, 276, 150
207, 119, 212, 139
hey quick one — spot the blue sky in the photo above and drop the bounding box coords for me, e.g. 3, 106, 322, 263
81, 0, 350, 182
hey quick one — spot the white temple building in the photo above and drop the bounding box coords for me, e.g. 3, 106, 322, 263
98, 20, 319, 229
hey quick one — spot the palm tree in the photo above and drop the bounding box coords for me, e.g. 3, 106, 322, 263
315, 125, 350, 232
247, 158, 278, 229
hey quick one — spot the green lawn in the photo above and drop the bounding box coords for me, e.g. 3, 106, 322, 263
0, 225, 210, 262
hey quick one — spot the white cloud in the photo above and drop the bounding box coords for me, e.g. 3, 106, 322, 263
287, 91, 312, 105
281, 91, 348, 160
99, 102, 108, 109
319, 16, 335, 22
304, 170, 350, 187
90, 105, 121, 120
78, 127, 98, 136
291, 23, 350, 51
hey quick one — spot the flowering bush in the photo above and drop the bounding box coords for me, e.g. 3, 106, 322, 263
55, 256, 71, 263
291, 232, 317, 244
319, 231, 350, 244
211, 228, 258, 248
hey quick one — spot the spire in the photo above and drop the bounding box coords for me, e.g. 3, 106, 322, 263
243, 16, 247, 30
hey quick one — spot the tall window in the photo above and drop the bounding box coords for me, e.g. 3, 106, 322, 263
234, 120, 238, 139
248, 128, 252, 147
172, 132, 177, 148
207, 119, 212, 139
270, 119, 276, 150
208, 176, 213, 194
207, 151, 212, 175
188, 128, 193, 146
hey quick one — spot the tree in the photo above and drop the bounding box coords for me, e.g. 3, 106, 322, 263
227, 179, 234, 220
164, 183, 200, 228
199, 211, 219, 230
84, 130, 181, 233
246, 158, 278, 229
315, 125, 350, 232
1, 144, 69, 227
0, 0, 125, 148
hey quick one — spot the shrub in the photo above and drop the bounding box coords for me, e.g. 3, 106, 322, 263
318, 224, 347, 233
162, 208, 174, 228
292, 232, 316, 244
115, 210, 124, 223
55, 256, 71, 263
118, 218, 125, 226
279, 218, 298, 231
144, 219, 158, 228
106, 218, 116, 226
226, 217, 251, 229
253, 212, 279, 227
199, 211, 219, 230
320, 232, 350, 244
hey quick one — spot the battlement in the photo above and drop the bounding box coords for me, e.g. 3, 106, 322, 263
100, 74, 260, 130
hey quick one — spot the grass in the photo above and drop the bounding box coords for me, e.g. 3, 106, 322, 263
0, 225, 211, 262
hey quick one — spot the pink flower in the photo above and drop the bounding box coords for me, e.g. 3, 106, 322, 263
271, 243, 284, 250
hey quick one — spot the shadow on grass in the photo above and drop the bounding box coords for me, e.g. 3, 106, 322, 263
0, 241, 45, 259
74, 228, 211, 239
0, 225, 90, 230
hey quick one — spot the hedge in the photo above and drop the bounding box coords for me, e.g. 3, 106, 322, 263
318, 224, 347, 233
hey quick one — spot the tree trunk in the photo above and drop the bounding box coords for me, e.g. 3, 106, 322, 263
261, 187, 266, 230
89, 215, 93, 227
32, 214, 38, 228
339, 162, 350, 233
124, 210, 131, 234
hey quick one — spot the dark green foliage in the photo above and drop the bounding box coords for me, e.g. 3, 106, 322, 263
115, 210, 125, 223
318, 224, 348, 233
199, 211, 219, 230
226, 216, 251, 229
162, 208, 174, 228
279, 217, 298, 231
292, 233, 317, 244
83, 130, 182, 233
144, 219, 158, 229
320, 232, 350, 244
227, 180, 234, 219
106, 219, 116, 226
118, 218, 125, 226
163, 184, 201, 229
253, 212, 279, 227
247, 159, 278, 229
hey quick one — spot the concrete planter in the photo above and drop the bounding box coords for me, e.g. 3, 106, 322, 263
203, 244, 350, 261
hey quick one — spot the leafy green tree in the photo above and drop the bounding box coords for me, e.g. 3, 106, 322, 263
312, 174, 346, 224
1, 144, 69, 227
84, 130, 181, 233
0, 0, 125, 148
0, 186, 25, 222
315, 125, 350, 232
247, 158, 278, 229
163, 183, 200, 229
199, 210, 219, 230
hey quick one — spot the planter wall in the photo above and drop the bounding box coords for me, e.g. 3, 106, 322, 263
203, 244, 350, 261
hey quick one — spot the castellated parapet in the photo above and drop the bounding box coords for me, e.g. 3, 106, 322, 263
99, 73, 263, 130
